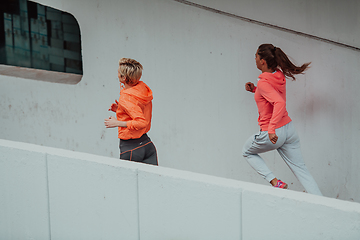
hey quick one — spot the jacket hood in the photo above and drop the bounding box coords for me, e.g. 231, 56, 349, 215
258, 70, 286, 92
121, 81, 153, 104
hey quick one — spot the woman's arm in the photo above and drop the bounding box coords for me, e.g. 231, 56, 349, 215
119, 95, 148, 130
104, 117, 127, 128
257, 81, 286, 133
257, 81, 286, 144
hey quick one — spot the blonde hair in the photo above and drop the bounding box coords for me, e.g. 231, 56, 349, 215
118, 58, 143, 86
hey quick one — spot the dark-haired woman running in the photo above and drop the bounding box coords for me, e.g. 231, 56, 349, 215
242, 44, 322, 195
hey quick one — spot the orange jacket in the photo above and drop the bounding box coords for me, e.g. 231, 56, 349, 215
252, 70, 292, 134
116, 81, 153, 140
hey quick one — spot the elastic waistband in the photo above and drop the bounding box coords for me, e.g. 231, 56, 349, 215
120, 133, 150, 145
260, 120, 293, 132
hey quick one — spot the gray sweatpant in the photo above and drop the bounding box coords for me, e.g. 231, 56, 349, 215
242, 121, 322, 196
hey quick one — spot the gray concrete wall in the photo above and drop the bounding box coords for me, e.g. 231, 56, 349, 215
0, 0, 359, 202
188, 0, 360, 49
1, 139, 360, 239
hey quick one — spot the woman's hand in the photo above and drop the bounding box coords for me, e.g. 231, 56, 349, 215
104, 116, 127, 128
104, 116, 119, 128
108, 100, 119, 112
245, 82, 255, 92
268, 133, 278, 144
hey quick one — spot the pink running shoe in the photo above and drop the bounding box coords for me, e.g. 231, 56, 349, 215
274, 179, 288, 189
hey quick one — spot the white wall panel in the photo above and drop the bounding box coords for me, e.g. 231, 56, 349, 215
0, 145, 50, 239
242, 189, 360, 240
138, 168, 242, 240
47, 154, 140, 240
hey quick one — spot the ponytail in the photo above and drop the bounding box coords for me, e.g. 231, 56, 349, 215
257, 44, 310, 80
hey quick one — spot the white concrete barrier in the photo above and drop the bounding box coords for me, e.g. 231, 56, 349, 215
1, 139, 360, 240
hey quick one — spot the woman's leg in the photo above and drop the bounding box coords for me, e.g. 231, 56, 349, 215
277, 122, 322, 195
242, 129, 286, 182
142, 141, 158, 165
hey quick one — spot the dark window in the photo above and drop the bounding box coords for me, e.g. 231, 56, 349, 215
1, 0, 82, 83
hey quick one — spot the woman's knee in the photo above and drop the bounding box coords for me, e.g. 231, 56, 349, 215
242, 138, 254, 158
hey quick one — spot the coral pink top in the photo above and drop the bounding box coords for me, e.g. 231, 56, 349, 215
252, 70, 292, 134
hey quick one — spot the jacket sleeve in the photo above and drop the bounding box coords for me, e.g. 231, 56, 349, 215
257, 81, 286, 134
119, 95, 148, 130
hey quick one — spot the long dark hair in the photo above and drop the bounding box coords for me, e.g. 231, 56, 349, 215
257, 44, 310, 80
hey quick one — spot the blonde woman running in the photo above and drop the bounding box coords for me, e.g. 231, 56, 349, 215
105, 58, 158, 165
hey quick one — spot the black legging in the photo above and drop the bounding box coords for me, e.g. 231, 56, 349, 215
119, 133, 158, 165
